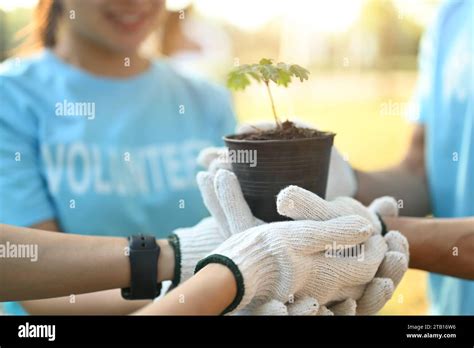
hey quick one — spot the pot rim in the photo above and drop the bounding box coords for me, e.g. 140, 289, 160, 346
223, 132, 336, 144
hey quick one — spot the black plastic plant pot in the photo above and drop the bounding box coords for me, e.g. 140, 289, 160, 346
224, 132, 335, 222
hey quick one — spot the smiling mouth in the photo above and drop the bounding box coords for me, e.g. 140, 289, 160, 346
104, 11, 150, 33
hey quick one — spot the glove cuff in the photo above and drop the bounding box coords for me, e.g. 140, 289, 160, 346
199, 234, 280, 313
376, 213, 388, 236
171, 220, 224, 285
167, 234, 182, 287
195, 254, 245, 314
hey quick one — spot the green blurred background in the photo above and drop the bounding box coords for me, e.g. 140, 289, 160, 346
1, 0, 442, 314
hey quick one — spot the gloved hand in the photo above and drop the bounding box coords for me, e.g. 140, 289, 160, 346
198, 120, 358, 199
196, 170, 388, 314
277, 185, 399, 234
169, 218, 226, 285
276, 185, 409, 314
176, 169, 324, 315
197, 168, 407, 315
198, 145, 355, 315
198, 146, 403, 315
168, 146, 262, 286
239, 296, 352, 315
197, 168, 308, 315
355, 230, 409, 314
196, 169, 263, 240
195, 214, 385, 314
167, 147, 256, 286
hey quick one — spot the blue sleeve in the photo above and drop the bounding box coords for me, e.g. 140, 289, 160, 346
409, 1, 456, 125
0, 76, 56, 226
408, 23, 437, 125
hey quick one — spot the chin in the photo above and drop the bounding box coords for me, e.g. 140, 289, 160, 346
103, 36, 146, 55
114, 43, 143, 55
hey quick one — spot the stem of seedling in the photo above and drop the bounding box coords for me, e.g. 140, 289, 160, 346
264, 80, 281, 128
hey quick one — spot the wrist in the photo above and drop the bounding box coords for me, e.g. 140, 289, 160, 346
170, 219, 225, 285
157, 239, 175, 283
195, 248, 277, 314
195, 254, 245, 314
198, 263, 238, 314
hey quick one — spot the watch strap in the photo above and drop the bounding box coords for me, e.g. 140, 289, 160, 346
122, 234, 162, 300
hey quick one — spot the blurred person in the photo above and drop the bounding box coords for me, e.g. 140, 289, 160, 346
0, 0, 237, 315
325, 0, 474, 314
158, 6, 233, 80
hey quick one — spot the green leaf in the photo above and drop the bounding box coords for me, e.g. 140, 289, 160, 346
276, 70, 291, 87
227, 70, 251, 90
276, 62, 290, 72
274, 63, 292, 86
259, 58, 273, 65
246, 64, 262, 82
227, 59, 310, 91
289, 64, 310, 82
247, 71, 261, 82
260, 64, 279, 83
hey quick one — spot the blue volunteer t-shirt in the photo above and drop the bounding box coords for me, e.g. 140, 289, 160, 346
0, 50, 236, 314
411, 0, 473, 315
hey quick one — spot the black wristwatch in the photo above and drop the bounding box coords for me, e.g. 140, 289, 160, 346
121, 234, 162, 300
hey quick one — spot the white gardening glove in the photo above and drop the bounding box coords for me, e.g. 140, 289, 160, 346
168, 218, 226, 285
277, 185, 399, 235
241, 297, 357, 315
198, 120, 358, 199
198, 169, 311, 315
195, 214, 385, 314
239, 297, 321, 315
327, 147, 358, 200
276, 186, 409, 314
355, 230, 409, 314
199, 166, 306, 315
196, 169, 390, 315
166, 148, 258, 286
198, 141, 360, 315
198, 151, 395, 316
196, 169, 263, 240
168, 172, 255, 286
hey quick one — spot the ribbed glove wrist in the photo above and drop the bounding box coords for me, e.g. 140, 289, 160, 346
195, 254, 245, 314
195, 231, 282, 314
170, 218, 224, 285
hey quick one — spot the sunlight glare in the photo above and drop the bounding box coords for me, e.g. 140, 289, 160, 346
285, 0, 364, 33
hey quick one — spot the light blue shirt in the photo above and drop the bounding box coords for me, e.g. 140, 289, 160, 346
411, 0, 473, 315
0, 50, 236, 314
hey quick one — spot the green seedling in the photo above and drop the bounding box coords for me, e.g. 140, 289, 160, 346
227, 58, 310, 128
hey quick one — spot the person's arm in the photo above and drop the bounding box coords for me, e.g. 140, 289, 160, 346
0, 223, 237, 315
8, 216, 224, 314
24, 221, 160, 314
355, 125, 431, 217
21, 289, 153, 315
384, 216, 474, 279
0, 224, 174, 306
135, 263, 237, 315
